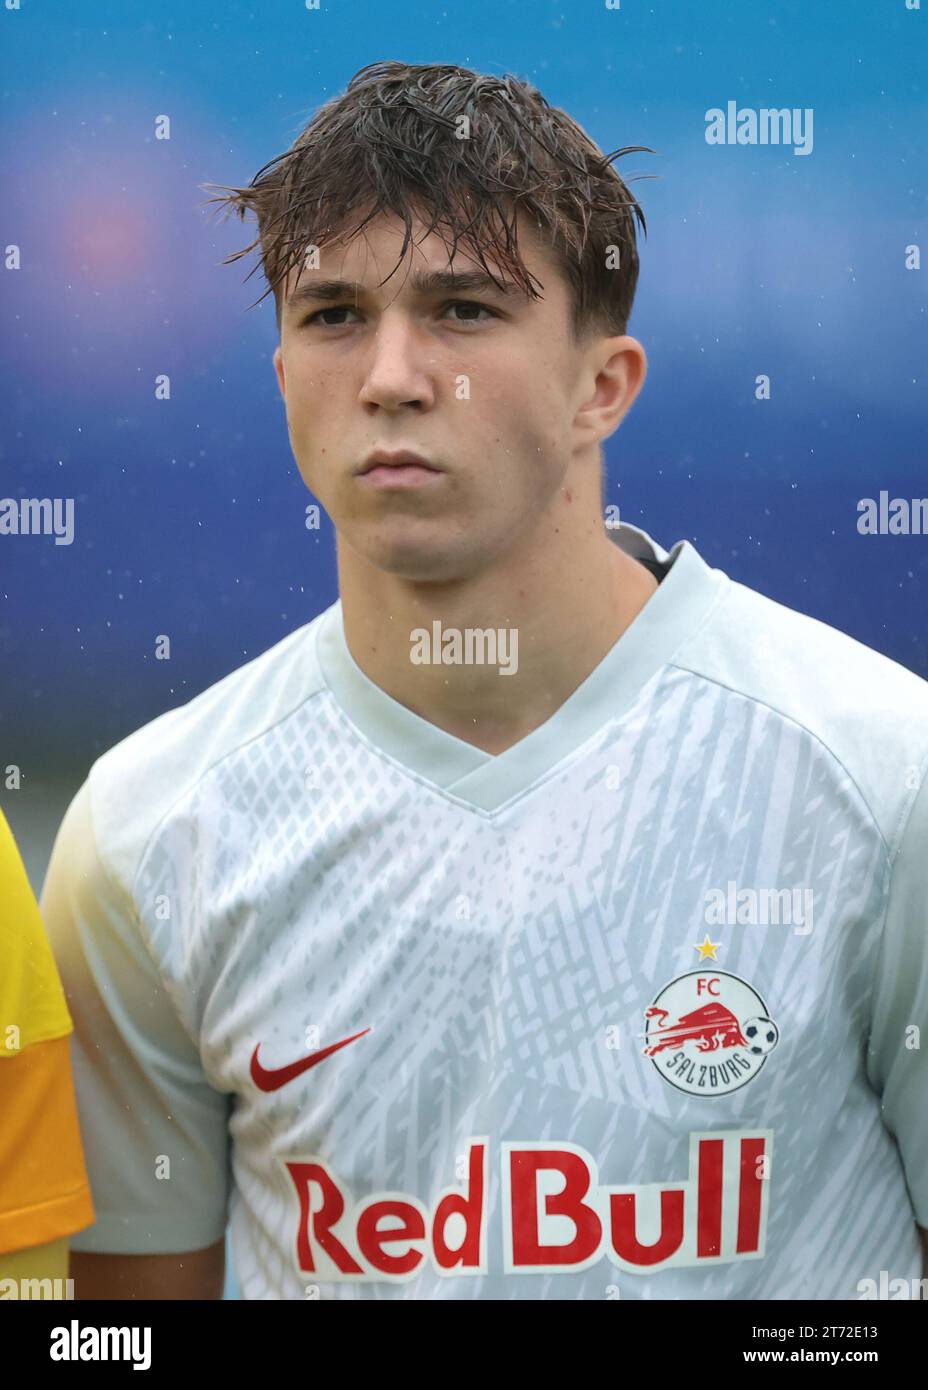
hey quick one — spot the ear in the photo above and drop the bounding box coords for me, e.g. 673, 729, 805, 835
574, 336, 647, 445
273, 344, 286, 401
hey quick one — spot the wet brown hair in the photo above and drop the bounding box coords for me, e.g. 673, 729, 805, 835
201, 60, 654, 342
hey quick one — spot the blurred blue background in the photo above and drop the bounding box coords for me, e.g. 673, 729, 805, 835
1, 0, 925, 1299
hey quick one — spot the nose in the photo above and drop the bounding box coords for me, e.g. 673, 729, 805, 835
358, 310, 435, 412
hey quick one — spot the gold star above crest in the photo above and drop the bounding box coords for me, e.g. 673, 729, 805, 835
694, 935, 721, 960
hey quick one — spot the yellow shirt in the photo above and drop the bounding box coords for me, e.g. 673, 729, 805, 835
0, 807, 95, 1253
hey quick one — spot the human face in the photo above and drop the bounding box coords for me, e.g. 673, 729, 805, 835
273, 209, 605, 583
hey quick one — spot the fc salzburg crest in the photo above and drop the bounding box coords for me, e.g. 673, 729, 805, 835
643, 970, 779, 1096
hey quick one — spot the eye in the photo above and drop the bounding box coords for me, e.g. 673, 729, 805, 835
300, 305, 361, 327
442, 300, 499, 324
299, 300, 499, 328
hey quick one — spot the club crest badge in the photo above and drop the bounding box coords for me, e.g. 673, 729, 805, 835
642, 969, 779, 1096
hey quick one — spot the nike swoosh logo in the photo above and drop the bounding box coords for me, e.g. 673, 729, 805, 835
250, 1028, 371, 1093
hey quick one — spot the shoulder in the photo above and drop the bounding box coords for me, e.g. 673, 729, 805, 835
85, 605, 333, 898
0, 807, 72, 1050
672, 573, 928, 853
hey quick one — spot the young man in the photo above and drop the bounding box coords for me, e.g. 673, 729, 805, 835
43, 61, 927, 1299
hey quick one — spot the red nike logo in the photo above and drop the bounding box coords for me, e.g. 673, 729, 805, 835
250, 1028, 371, 1092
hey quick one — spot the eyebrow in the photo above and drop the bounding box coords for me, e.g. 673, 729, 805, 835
284, 269, 523, 315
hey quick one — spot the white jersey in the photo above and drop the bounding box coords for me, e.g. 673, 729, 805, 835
42, 522, 928, 1299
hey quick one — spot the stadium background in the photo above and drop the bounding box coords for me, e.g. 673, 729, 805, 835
1, 0, 925, 1299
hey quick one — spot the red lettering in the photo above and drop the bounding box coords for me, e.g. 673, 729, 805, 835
696, 977, 720, 995
609, 1188, 685, 1265
356, 1200, 425, 1275
433, 1142, 485, 1271
509, 1149, 601, 1266
285, 1161, 363, 1274
736, 1136, 766, 1252
696, 1137, 723, 1256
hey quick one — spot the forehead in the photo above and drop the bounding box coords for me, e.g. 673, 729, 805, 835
279, 206, 564, 309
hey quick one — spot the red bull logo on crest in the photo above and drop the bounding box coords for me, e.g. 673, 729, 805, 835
644, 970, 779, 1096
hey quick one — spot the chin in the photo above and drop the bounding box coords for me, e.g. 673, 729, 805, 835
349, 526, 477, 583
370, 546, 466, 583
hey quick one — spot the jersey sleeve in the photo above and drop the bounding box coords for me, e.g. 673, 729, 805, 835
866, 765, 928, 1228
0, 808, 95, 1254
39, 778, 234, 1255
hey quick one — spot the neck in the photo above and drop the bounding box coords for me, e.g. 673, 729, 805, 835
336, 496, 659, 757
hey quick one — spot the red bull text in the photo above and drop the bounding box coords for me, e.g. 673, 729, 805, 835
283, 1128, 773, 1282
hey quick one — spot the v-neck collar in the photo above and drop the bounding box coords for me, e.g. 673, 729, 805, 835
314, 523, 728, 813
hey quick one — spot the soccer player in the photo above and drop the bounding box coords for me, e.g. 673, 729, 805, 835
42, 61, 927, 1299
0, 808, 95, 1292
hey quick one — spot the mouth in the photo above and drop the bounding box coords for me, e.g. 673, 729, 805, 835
356, 449, 442, 477
355, 449, 445, 490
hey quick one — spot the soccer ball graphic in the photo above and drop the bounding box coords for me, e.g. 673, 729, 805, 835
742, 1016, 779, 1055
